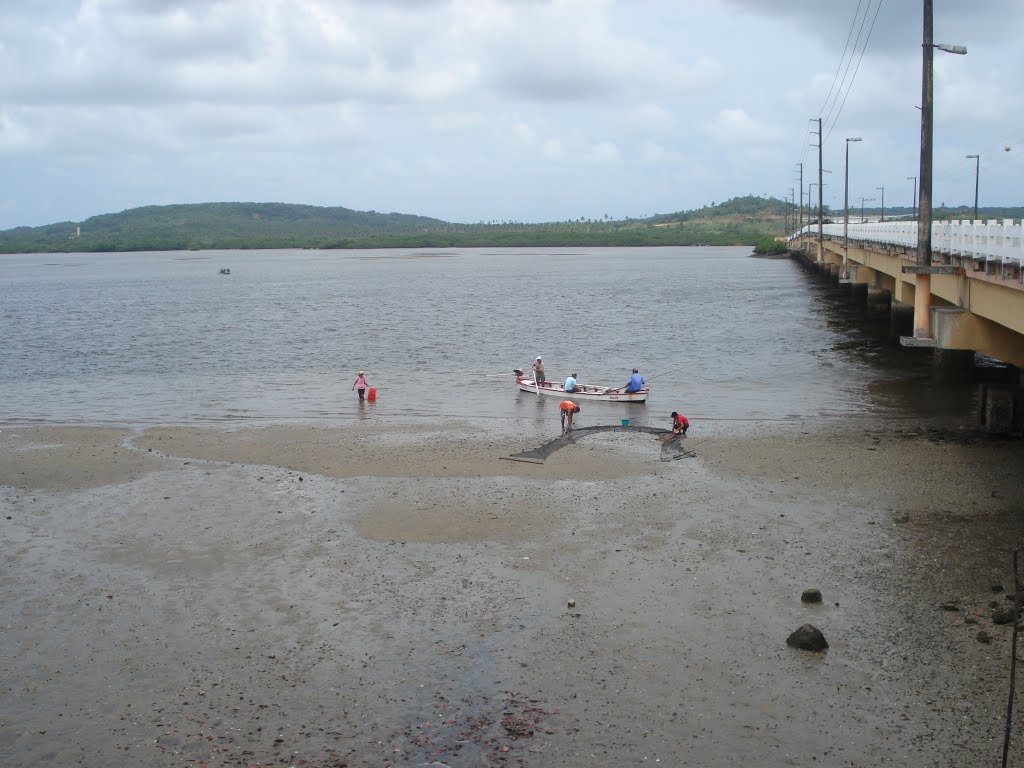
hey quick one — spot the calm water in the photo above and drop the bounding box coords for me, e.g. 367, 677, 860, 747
0, 246, 975, 428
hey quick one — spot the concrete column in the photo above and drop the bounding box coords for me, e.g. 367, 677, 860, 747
890, 301, 914, 338
866, 287, 892, 318
932, 348, 975, 377
979, 384, 1016, 434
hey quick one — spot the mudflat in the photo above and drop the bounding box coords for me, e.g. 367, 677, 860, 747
2, 419, 1023, 767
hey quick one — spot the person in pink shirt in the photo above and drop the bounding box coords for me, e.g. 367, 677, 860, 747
352, 370, 368, 400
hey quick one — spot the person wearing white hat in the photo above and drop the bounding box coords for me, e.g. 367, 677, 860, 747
531, 356, 546, 383
352, 370, 368, 400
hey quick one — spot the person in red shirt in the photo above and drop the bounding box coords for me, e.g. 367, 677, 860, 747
560, 400, 580, 432
670, 411, 689, 435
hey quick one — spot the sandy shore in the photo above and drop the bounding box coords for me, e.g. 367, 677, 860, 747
2, 418, 1024, 767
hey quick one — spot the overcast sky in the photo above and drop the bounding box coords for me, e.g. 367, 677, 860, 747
0, 0, 1021, 229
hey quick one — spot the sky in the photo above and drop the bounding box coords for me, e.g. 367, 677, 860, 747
0, 0, 1021, 230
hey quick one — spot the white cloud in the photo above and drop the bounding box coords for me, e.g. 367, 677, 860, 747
0, 0, 1019, 228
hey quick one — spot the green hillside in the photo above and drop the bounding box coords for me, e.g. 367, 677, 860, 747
0, 195, 823, 253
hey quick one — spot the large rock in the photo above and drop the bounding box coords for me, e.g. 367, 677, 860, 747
786, 623, 828, 652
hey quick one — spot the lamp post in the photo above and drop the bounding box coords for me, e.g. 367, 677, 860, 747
906, 0, 966, 342
876, 186, 885, 221
843, 136, 862, 278
907, 176, 917, 221
966, 153, 979, 221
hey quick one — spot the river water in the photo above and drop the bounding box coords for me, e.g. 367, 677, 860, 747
0, 246, 976, 429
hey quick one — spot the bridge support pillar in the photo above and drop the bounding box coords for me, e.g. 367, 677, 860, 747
890, 301, 914, 338
866, 287, 891, 317
932, 348, 975, 375
979, 385, 1018, 435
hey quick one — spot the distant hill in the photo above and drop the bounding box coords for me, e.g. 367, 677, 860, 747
0, 202, 449, 253
8, 195, 1016, 254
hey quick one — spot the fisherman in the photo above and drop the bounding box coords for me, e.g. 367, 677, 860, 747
532, 356, 546, 383
670, 411, 689, 435
560, 400, 580, 432
563, 372, 578, 393
624, 368, 645, 393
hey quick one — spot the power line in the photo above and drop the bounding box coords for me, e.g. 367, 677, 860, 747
817, 0, 864, 119
824, 0, 884, 143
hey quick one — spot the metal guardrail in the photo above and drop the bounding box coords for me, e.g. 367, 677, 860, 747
793, 219, 1024, 266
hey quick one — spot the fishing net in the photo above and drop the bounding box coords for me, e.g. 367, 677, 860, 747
506, 425, 694, 463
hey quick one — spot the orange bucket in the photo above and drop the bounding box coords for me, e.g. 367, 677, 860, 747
367, 387, 377, 402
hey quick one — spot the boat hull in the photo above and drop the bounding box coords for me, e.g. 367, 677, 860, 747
515, 378, 648, 403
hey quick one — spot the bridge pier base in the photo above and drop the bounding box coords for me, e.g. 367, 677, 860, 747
889, 301, 913, 338
977, 365, 1023, 435
866, 287, 891, 318
932, 348, 976, 376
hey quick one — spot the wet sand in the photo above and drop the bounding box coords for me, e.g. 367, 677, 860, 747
2, 419, 1024, 767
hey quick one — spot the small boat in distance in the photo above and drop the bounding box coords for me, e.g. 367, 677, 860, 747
513, 369, 648, 403
219, 268, 231, 274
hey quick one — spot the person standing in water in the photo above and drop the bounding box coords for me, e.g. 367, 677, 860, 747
352, 370, 369, 400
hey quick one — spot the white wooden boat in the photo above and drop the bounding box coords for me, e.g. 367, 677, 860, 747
513, 370, 648, 403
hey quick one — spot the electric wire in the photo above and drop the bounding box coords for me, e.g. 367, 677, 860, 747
824, 0, 883, 143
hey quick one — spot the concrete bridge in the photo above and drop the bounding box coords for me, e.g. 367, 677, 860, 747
789, 219, 1024, 432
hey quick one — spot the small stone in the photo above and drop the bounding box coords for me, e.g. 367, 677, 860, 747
567, 599, 576, 608
801, 589, 822, 604
939, 602, 960, 612
786, 623, 828, 652
964, 616, 979, 625
977, 631, 993, 644
992, 585, 1005, 593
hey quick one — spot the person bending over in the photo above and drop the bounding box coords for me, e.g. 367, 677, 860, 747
560, 400, 580, 432
670, 411, 689, 435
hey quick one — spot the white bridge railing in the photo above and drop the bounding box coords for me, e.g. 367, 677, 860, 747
794, 219, 1024, 266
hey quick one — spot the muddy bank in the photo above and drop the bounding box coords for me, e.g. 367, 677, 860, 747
1, 420, 1023, 767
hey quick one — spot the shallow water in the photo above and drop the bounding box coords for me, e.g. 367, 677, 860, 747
0, 246, 975, 427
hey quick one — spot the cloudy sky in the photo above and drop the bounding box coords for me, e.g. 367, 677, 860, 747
0, 0, 1021, 230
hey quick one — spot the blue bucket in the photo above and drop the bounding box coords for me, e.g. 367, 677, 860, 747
620, 418, 630, 427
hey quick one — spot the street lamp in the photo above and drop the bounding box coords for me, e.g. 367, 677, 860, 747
906, 0, 967, 342
966, 153, 979, 221
876, 186, 885, 221
907, 176, 917, 221
843, 137, 862, 278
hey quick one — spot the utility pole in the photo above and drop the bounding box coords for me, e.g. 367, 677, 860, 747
796, 162, 804, 231
907, 176, 917, 221
905, 0, 966, 342
812, 117, 824, 262
877, 186, 885, 221
843, 136, 862, 279
860, 196, 875, 222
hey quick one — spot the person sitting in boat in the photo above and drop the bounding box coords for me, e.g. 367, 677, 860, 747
563, 373, 578, 393
670, 411, 689, 436
560, 400, 580, 432
532, 356, 546, 383
624, 368, 645, 393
